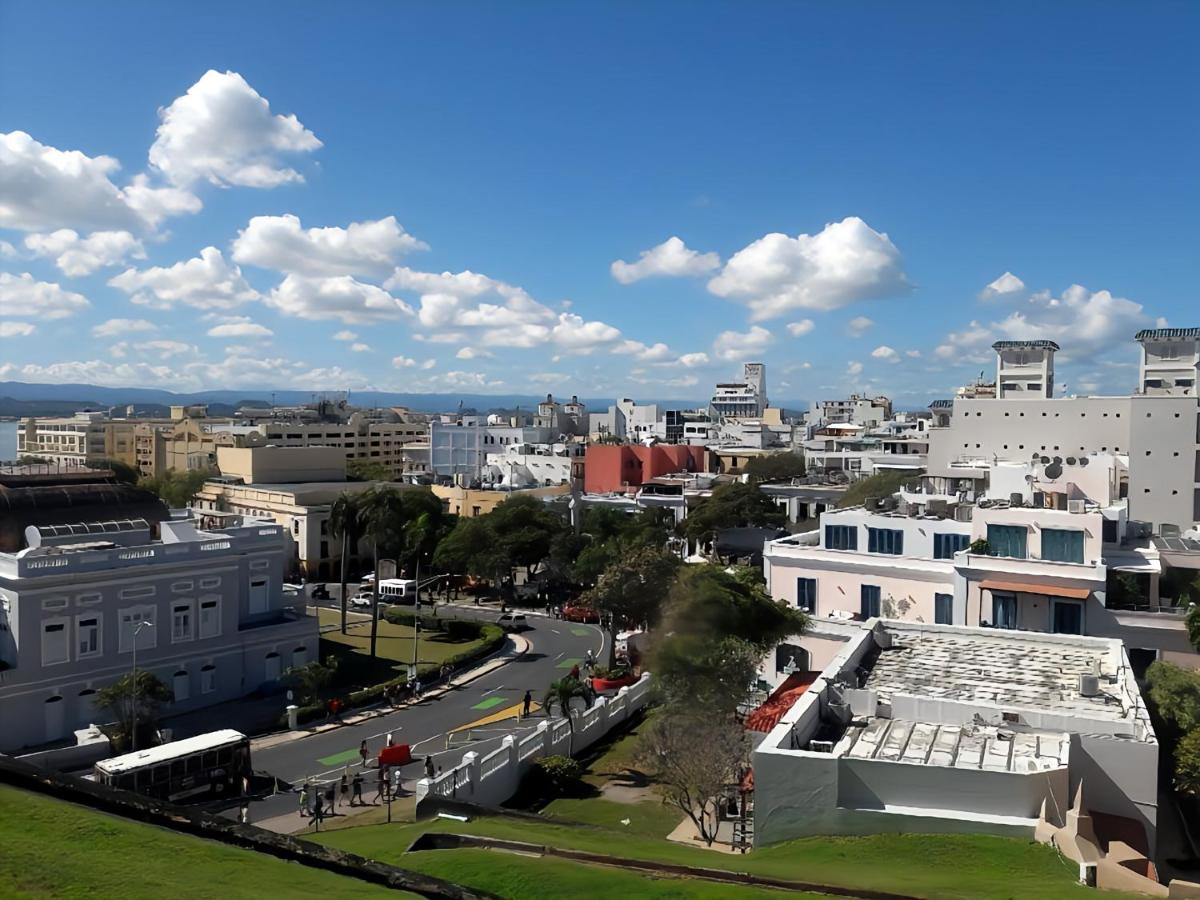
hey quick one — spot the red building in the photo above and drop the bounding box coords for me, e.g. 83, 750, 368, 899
583, 444, 704, 494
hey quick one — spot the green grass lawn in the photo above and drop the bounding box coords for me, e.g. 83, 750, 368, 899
0, 785, 408, 899
318, 608, 491, 674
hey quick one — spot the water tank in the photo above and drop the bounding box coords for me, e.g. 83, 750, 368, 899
1079, 673, 1101, 697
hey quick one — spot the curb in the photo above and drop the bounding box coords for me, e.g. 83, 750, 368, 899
250, 635, 529, 753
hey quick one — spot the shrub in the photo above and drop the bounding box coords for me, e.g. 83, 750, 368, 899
968, 538, 992, 555
592, 665, 631, 680
1176, 728, 1200, 796
521, 754, 585, 801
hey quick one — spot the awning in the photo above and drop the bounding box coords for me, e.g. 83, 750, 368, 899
978, 578, 1091, 600
745, 671, 820, 733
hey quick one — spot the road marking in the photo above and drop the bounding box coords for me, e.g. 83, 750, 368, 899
570, 626, 591, 637
453, 701, 540, 731
553, 651, 565, 661
471, 696, 506, 711
482, 684, 504, 696
556, 657, 582, 670
550, 628, 560, 634
317, 748, 361, 767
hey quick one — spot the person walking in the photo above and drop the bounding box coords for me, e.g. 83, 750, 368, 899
423, 755, 435, 780
339, 772, 349, 809
522, 689, 532, 719
390, 766, 401, 799
351, 772, 364, 806
359, 739, 369, 768
375, 767, 387, 804
313, 790, 324, 825
298, 781, 310, 818
584, 649, 595, 673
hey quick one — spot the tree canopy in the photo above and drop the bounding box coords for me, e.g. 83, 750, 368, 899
681, 481, 786, 541
432, 494, 567, 582
836, 469, 916, 509
84, 457, 140, 484
582, 543, 680, 632
1146, 660, 1200, 734
138, 468, 209, 508
743, 451, 805, 484
96, 670, 173, 750
346, 459, 393, 482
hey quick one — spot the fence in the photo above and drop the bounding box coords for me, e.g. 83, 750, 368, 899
416, 673, 652, 812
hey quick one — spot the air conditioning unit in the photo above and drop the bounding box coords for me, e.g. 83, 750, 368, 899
1079, 673, 1101, 696
808, 740, 835, 753
1068, 500, 1086, 514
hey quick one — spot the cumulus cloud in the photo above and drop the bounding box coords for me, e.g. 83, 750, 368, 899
333, 330, 358, 341
551, 313, 621, 350
847, 360, 864, 376
25, 229, 145, 276
614, 340, 673, 362
610, 236, 720, 284
871, 345, 900, 363
0, 321, 35, 337
979, 271, 1026, 301
348, 343, 370, 353
148, 70, 322, 188
92, 318, 158, 339
455, 347, 494, 360
847, 315, 874, 337
109, 247, 259, 310
265, 273, 414, 323
678, 352, 710, 368
206, 318, 274, 339
712, 325, 773, 362
707, 217, 911, 319
232, 213, 426, 278
0, 272, 90, 319
905, 349, 922, 358
786, 319, 815, 337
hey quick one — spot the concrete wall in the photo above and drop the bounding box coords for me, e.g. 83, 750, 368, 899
1072, 732, 1159, 857
415, 674, 652, 812
216, 446, 346, 484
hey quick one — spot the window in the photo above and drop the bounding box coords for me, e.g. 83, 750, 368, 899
867, 528, 903, 555
1041, 529, 1084, 564
825, 525, 858, 551
1052, 600, 1083, 635
173, 669, 190, 703
248, 576, 270, 615
796, 578, 817, 612
77, 615, 101, 659
200, 664, 216, 694
991, 593, 1018, 629
118, 606, 156, 653
42, 618, 70, 666
198, 597, 220, 639
171, 601, 194, 643
860, 585, 881, 619
934, 593, 953, 625
933, 533, 969, 559
987, 524, 1028, 559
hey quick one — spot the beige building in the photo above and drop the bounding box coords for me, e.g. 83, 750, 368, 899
17, 413, 139, 468
258, 411, 427, 478
431, 482, 571, 518
135, 417, 266, 477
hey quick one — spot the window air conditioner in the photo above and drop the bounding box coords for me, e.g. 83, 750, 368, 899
1068, 500, 1086, 514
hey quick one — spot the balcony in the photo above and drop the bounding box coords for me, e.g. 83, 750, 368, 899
956, 551, 1106, 589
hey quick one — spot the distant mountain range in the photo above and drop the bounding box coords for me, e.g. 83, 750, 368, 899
2, 380, 799, 417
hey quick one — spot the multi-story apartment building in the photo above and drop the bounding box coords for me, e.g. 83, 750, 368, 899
808, 394, 893, 429
17, 413, 139, 468
710, 362, 767, 420
483, 441, 585, 488
134, 416, 266, 477
802, 424, 928, 481
259, 411, 427, 478
0, 515, 316, 752
429, 417, 555, 482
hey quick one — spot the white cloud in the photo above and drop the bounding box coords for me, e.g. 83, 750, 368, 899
206, 318, 274, 339
455, 347, 494, 360
109, 247, 259, 311
847, 315, 874, 337
0, 240, 17, 258
232, 213, 426, 278
614, 340, 673, 362
0, 272, 90, 319
847, 360, 864, 376
333, 330, 358, 341
712, 325, 773, 362
979, 271, 1026, 301
611, 236, 720, 284
122, 173, 202, 226
0, 321, 35, 337
24, 229, 145, 276
350, 343, 371, 353
393, 356, 419, 368
786, 319, 815, 337
905, 349, 922, 358
92, 318, 158, 339
148, 70, 322, 188
551, 313, 621, 350
678, 352, 711, 368
137, 339, 198, 359
871, 345, 900, 363
265, 273, 414, 323
707, 217, 911, 319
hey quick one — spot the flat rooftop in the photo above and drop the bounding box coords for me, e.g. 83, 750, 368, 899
865, 628, 1126, 721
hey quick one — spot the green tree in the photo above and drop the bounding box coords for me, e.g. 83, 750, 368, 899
281, 658, 338, 705
139, 468, 209, 508
542, 676, 591, 756
95, 670, 174, 751
1175, 728, 1200, 796
346, 459, 392, 481
682, 481, 786, 543
583, 544, 680, 664
1188, 603, 1200, 653
361, 486, 407, 670
1146, 660, 1200, 733
836, 469, 916, 509
743, 451, 805, 484
330, 491, 366, 634
84, 456, 140, 484
432, 515, 501, 581
488, 494, 568, 577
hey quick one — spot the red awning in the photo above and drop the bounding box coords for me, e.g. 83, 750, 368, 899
745, 671, 820, 733
978, 578, 1091, 600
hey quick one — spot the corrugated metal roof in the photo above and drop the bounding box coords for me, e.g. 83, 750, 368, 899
991, 340, 1060, 351
1134, 327, 1200, 341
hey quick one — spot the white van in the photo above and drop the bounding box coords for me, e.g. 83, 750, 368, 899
377, 578, 417, 604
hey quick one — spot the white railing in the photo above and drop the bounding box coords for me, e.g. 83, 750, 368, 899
416, 673, 653, 810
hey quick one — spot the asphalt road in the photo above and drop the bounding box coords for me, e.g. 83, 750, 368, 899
235, 601, 606, 822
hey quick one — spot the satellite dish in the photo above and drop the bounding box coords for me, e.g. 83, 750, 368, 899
1066, 457, 1077, 465
1053, 456, 1062, 465
1044, 462, 1063, 480
1078, 457, 1089, 467
1039, 455, 1050, 465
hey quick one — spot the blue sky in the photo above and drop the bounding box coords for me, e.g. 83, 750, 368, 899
1, 2, 1196, 406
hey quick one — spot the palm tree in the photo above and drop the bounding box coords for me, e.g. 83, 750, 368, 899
543, 676, 590, 756
361, 486, 404, 670
330, 491, 365, 635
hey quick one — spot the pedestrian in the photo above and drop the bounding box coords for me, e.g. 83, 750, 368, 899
569, 663, 580, 680
359, 739, 369, 768
375, 767, 387, 803
522, 689, 532, 719
339, 772, 349, 808
390, 766, 401, 798
440, 663, 450, 684
413, 679, 423, 701
239, 802, 249, 825
313, 791, 324, 824
585, 649, 595, 672
385, 731, 393, 747
325, 784, 336, 814
352, 772, 364, 806
298, 781, 310, 817
423, 755, 435, 780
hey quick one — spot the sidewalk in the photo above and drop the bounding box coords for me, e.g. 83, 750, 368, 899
250, 632, 529, 753
255, 781, 418, 834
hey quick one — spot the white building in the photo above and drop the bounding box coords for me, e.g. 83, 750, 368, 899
753, 620, 1158, 860
429, 417, 555, 482
483, 441, 584, 488
808, 394, 893, 430
711, 362, 767, 421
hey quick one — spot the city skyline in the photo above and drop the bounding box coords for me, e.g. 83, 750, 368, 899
1, 3, 1197, 407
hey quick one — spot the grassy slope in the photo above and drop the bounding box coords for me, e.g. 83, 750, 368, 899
0, 785, 406, 899
318, 608, 489, 671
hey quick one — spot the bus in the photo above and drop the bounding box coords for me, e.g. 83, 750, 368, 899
377, 578, 417, 604
94, 729, 250, 803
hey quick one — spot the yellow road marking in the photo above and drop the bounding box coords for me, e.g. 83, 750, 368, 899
453, 700, 541, 732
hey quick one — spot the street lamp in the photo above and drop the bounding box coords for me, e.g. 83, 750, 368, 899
130, 619, 154, 751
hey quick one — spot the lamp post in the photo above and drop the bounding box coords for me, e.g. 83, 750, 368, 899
130, 619, 154, 751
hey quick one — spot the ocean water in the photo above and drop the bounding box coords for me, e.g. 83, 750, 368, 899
0, 420, 17, 461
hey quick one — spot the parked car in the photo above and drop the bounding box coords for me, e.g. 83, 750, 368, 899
497, 612, 529, 632
349, 591, 375, 609
561, 604, 600, 624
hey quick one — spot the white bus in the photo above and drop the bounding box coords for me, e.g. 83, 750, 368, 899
377, 578, 417, 604
94, 729, 250, 803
